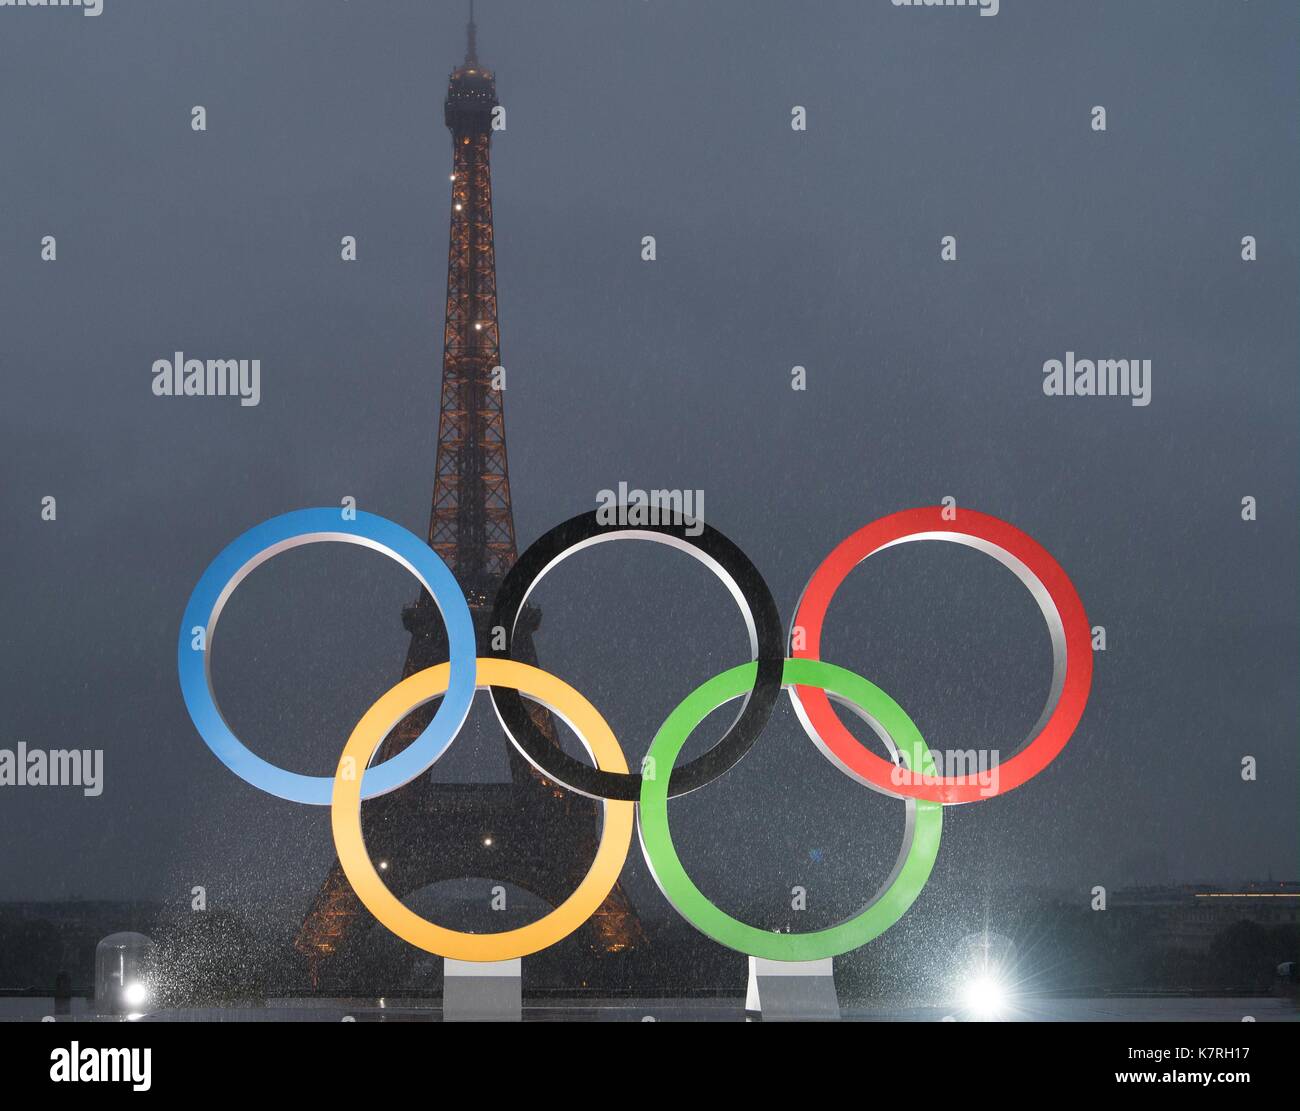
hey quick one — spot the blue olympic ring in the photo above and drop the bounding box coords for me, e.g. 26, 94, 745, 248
177, 508, 476, 805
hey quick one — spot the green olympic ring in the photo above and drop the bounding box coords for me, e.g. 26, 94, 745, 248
637, 657, 943, 961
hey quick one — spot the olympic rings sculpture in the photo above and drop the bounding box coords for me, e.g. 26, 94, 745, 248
179, 503, 1091, 963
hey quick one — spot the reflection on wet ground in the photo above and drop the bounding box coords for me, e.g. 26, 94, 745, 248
3, 996, 1298, 1022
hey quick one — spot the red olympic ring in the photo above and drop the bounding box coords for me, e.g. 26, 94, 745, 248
790, 506, 1092, 804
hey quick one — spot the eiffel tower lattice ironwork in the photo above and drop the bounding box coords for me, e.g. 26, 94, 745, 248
295, 10, 644, 984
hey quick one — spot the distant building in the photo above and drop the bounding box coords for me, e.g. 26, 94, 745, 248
1110, 882, 1300, 953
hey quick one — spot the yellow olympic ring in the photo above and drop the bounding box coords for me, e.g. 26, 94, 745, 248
330, 658, 634, 961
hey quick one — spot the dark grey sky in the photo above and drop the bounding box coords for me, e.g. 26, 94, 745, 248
1, 0, 1296, 939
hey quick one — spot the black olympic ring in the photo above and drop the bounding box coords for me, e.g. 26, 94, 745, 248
488, 508, 784, 801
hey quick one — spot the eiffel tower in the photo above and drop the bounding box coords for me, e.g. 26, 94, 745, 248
295, 6, 644, 985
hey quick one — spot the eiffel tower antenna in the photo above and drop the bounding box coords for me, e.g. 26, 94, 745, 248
466, 1, 478, 66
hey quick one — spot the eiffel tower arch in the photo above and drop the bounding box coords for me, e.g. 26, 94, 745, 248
295, 8, 645, 988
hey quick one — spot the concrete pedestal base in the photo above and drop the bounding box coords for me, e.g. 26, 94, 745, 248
443, 958, 522, 1022
745, 956, 840, 1021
